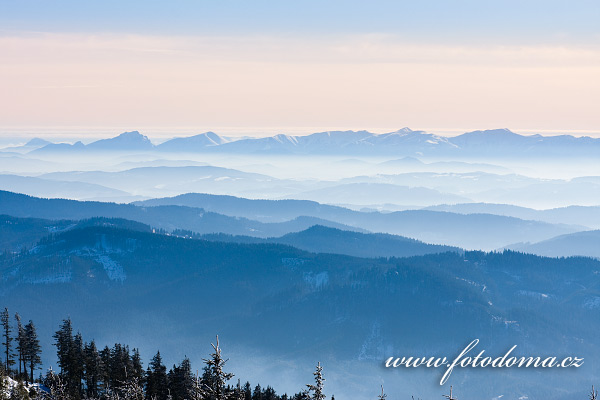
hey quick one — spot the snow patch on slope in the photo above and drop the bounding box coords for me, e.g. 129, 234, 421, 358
96, 255, 126, 282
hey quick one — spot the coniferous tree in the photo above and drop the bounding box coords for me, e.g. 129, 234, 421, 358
243, 382, 252, 400
146, 351, 168, 400
377, 386, 386, 400
0, 370, 7, 400
83, 341, 101, 398
100, 345, 112, 394
131, 348, 144, 382
45, 368, 70, 400
14, 314, 24, 380
53, 319, 74, 376
23, 321, 41, 383
263, 386, 276, 400
200, 336, 234, 400
1, 309, 13, 373
53, 318, 83, 398
110, 344, 131, 387
305, 363, 325, 400
119, 368, 145, 400
232, 379, 245, 400
168, 357, 194, 400
144, 366, 152, 400
9, 381, 29, 400
71, 332, 85, 397
251, 385, 262, 400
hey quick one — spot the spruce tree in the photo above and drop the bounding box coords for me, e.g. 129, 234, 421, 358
306, 363, 325, 400
200, 336, 234, 400
53, 318, 83, 399
71, 332, 84, 397
377, 386, 386, 400
45, 368, 69, 400
243, 382, 252, 400
146, 351, 168, 400
9, 381, 29, 400
251, 384, 262, 400
263, 386, 276, 400
13, 314, 23, 380
167, 357, 194, 400
0, 309, 13, 373
99, 345, 112, 394
23, 321, 41, 383
119, 367, 145, 400
53, 318, 74, 376
131, 349, 144, 382
83, 341, 101, 398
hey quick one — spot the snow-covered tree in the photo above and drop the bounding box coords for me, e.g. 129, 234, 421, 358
45, 368, 70, 400
9, 381, 30, 400
377, 385, 386, 400
305, 363, 325, 400
200, 336, 234, 400
119, 369, 144, 400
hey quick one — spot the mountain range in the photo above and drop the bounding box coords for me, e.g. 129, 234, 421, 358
6, 128, 599, 157
0, 190, 583, 250
133, 192, 583, 250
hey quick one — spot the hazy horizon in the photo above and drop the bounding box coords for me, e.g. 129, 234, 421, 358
2, 126, 600, 147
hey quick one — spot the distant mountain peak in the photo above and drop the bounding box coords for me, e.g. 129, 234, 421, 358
156, 132, 229, 151
114, 131, 151, 141
392, 127, 415, 134
25, 138, 52, 147
113, 131, 148, 140
87, 131, 154, 150
466, 128, 517, 136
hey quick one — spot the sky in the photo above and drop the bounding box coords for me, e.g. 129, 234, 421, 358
1, 0, 600, 138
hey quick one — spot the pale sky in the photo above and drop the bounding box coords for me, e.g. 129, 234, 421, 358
1, 1, 600, 137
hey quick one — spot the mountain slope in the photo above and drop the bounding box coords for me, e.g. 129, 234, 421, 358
156, 132, 228, 151
86, 131, 154, 151
287, 182, 471, 206
0, 191, 362, 238
424, 203, 600, 229
37, 166, 293, 199
508, 230, 600, 258
273, 225, 461, 257
0, 174, 131, 200
186, 225, 461, 258
1, 225, 599, 399
133, 192, 580, 250
134, 193, 376, 223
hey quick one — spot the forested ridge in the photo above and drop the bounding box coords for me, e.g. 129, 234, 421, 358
3, 219, 600, 399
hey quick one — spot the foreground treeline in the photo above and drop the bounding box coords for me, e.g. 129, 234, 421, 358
0, 310, 353, 400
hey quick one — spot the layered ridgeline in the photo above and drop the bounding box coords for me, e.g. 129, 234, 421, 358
3, 131, 600, 209
4, 167, 600, 209
13, 128, 600, 157
1, 220, 599, 399
0, 215, 458, 258
0, 191, 585, 251
507, 230, 600, 258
